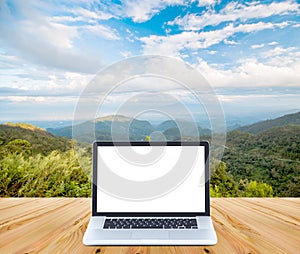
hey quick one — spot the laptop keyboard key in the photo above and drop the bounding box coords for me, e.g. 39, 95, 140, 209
103, 218, 198, 229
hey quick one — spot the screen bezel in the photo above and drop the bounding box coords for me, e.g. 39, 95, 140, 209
92, 141, 210, 216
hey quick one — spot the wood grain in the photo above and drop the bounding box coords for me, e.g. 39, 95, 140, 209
0, 198, 299, 254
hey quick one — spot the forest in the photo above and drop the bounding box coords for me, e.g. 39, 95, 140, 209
224, 125, 300, 197
0, 122, 299, 197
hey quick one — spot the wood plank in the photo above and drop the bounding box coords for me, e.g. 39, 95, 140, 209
210, 198, 300, 254
0, 198, 299, 254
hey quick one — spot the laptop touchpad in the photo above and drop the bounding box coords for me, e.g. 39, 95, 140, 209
131, 230, 169, 239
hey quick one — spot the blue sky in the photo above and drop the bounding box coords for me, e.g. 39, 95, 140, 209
0, 0, 300, 125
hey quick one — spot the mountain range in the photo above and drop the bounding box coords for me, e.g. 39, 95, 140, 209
1, 111, 299, 197
47, 115, 211, 142
47, 111, 300, 142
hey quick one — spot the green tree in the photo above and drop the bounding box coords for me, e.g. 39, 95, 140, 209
210, 161, 239, 197
243, 180, 273, 197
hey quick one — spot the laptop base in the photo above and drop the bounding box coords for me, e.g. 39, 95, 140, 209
83, 216, 217, 246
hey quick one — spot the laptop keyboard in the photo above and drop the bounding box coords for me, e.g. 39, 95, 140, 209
103, 218, 198, 229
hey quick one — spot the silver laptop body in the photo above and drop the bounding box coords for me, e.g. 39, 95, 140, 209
83, 141, 217, 245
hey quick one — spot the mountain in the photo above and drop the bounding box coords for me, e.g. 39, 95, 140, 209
223, 125, 300, 197
0, 123, 71, 155
48, 115, 155, 143
157, 119, 210, 137
156, 120, 179, 132
47, 111, 300, 143
48, 115, 212, 142
236, 111, 300, 134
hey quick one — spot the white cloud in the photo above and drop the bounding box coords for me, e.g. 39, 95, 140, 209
58, 0, 193, 24
217, 94, 287, 103
71, 7, 114, 21
120, 51, 132, 58
195, 56, 300, 88
44, 72, 93, 94
169, 1, 299, 30
0, 96, 78, 104
223, 39, 238, 45
51, 15, 86, 23
48, 6, 120, 41
251, 43, 264, 49
22, 20, 79, 49
0, 52, 25, 70
235, 21, 288, 32
122, 0, 189, 22
0, 0, 105, 73
197, 0, 220, 7
140, 21, 288, 55
260, 46, 300, 67
0, 1, 80, 49
262, 46, 297, 58
0, 65, 94, 97
268, 41, 279, 46
140, 32, 192, 56
83, 24, 120, 40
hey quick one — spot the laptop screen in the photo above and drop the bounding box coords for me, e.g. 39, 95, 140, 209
94, 142, 208, 214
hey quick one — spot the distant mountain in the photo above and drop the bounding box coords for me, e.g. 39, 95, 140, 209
48, 111, 300, 142
48, 115, 212, 142
0, 123, 71, 155
156, 120, 184, 132
47, 124, 74, 139
48, 115, 156, 143
156, 119, 211, 140
237, 111, 300, 134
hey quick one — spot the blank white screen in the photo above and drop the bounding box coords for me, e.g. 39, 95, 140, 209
97, 146, 206, 213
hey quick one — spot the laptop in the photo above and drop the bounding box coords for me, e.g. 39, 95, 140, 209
83, 141, 217, 245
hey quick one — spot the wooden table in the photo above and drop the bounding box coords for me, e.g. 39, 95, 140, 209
0, 198, 299, 254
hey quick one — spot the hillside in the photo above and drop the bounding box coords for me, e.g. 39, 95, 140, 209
237, 111, 300, 134
223, 125, 300, 197
0, 123, 91, 197
0, 123, 72, 156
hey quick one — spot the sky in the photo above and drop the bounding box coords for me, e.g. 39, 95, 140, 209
0, 0, 300, 126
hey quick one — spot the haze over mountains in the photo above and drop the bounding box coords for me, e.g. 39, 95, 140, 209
48, 114, 214, 142
2, 109, 298, 131
237, 111, 300, 134
47, 111, 300, 142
